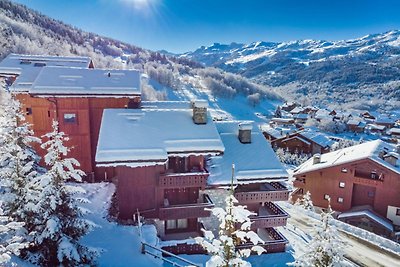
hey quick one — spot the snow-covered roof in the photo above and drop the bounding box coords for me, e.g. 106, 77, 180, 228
0, 53, 92, 92
314, 109, 331, 119
294, 140, 400, 176
388, 128, 400, 135
290, 107, 302, 114
260, 124, 284, 139
208, 121, 288, 185
96, 102, 224, 167
347, 119, 361, 126
367, 124, 386, 131
338, 209, 393, 232
299, 129, 335, 148
293, 113, 309, 120
29, 67, 141, 97
375, 117, 396, 124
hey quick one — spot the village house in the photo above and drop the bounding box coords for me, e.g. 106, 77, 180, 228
375, 116, 396, 129
0, 54, 142, 180
270, 117, 296, 127
292, 140, 400, 238
388, 128, 400, 139
206, 121, 289, 253
271, 128, 334, 155
347, 119, 366, 133
0, 53, 94, 88
366, 123, 386, 134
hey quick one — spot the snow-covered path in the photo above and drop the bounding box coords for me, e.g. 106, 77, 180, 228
282, 203, 400, 267
80, 183, 161, 267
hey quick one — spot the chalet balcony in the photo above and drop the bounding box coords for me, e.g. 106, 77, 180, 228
293, 178, 306, 188
236, 228, 288, 253
234, 182, 290, 204
354, 170, 384, 186
249, 202, 289, 230
158, 168, 209, 189
159, 194, 214, 220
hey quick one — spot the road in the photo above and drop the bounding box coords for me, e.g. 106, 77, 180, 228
282, 206, 400, 267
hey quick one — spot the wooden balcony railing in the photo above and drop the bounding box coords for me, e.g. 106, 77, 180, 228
354, 170, 384, 186
159, 169, 209, 189
236, 228, 288, 253
159, 194, 214, 220
235, 182, 290, 204
249, 202, 289, 230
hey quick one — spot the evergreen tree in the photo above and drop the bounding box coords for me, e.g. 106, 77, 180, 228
0, 204, 28, 265
0, 92, 43, 235
27, 120, 98, 266
195, 165, 265, 267
294, 191, 315, 212
275, 106, 282, 118
291, 199, 347, 267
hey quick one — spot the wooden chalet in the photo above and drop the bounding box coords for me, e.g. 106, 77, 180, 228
347, 119, 366, 133
271, 129, 334, 154
293, 140, 400, 238
388, 128, 400, 139
206, 121, 290, 253
96, 101, 225, 240
0, 54, 141, 180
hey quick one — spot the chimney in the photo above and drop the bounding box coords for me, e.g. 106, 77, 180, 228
238, 122, 252, 143
313, 154, 321, 165
192, 100, 208, 124
384, 152, 398, 167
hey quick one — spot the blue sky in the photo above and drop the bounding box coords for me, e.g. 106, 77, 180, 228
12, 0, 400, 53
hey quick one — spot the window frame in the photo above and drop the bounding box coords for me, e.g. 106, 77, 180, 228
63, 113, 77, 124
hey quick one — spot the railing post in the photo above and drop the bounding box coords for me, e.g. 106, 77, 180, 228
141, 243, 146, 254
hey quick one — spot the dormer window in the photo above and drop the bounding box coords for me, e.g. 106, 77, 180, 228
20, 60, 31, 65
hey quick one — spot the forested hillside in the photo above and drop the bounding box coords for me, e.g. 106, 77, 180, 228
0, 0, 280, 103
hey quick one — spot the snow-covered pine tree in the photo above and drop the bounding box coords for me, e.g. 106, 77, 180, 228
0, 204, 28, 265
291, 198, 347, 267
0, 91, 43, 235
294, 191, 315, 212
27, 120, 98, 266
195, 165, 265, 267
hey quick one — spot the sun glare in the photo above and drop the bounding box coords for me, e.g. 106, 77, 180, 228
119, 0, 158, 11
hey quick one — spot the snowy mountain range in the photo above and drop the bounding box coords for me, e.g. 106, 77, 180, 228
179, 31, 400, 111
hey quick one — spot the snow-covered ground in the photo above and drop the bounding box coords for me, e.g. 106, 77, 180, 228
76, 182, 399, 267
79, 183, 162, 267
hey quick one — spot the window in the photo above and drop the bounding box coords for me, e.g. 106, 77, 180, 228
324, 194, 330, 200
20, 60, 31, 65
63, 113, 77, 123
371, 171, 377, 179
367, 191, 375, 198
337, 197, 344, 203
396, 209, 400, 216
26, 107, 32, 115
177, 219, 188, 229
166, 220, 176, 230
339, 182, 345, 188
341, 168, 348, 173
166, 219, 188, 230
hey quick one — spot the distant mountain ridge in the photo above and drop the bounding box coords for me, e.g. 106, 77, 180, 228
179, 31, 400, 111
